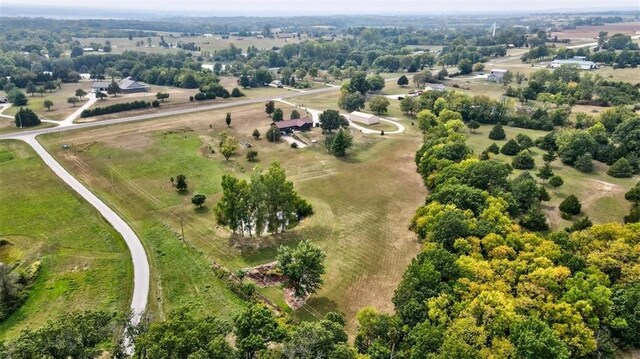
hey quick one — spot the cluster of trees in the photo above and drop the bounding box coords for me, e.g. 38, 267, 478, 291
80, 100, 151, 118
337, 72, 384, 112
343, 89, 640, 358
215, 163, 313, 236
506, 66, 640, 106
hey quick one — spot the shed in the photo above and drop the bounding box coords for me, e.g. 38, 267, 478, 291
349, 111, 380, 125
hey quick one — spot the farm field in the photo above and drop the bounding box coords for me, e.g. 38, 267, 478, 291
0, 140, 131, 340
465, 124, 637, 230
74, 34, 305, 55
550, 22, 640, 41
39, 101, 426, 332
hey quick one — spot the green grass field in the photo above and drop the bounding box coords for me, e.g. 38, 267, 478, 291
39, 102, 426, 333
0, 140, 131, 340
466, 125, 636, 229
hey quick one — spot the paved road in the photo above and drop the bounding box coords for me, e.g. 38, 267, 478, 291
21, 136, 150, 337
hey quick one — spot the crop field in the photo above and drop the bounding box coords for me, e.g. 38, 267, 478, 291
550, 22, 640, 41
39, 101, 426, 332
0, 140, 132, 339
465, 124, 636, 230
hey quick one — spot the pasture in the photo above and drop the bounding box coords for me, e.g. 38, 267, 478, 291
39, 101, 426, 332
0, 140, 131, 339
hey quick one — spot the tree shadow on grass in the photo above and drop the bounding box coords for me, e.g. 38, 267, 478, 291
194, 206, 210, 214
294, 296, 339, 320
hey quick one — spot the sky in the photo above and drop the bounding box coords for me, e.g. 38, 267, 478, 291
2, 0, 639, 16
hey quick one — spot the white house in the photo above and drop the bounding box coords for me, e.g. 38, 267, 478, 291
349, 111, 380, 125
487, 69, 508, 83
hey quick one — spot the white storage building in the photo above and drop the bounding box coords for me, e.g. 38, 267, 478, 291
349, 111, 380, 125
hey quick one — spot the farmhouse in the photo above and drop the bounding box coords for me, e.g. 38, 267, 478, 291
349, 111, 380, 125
91, 77, 150, 94
550, 57, 597, 70
274, 117, 314, 133
487, 69, 508, 83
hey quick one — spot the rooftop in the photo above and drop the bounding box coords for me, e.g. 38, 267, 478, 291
350, 111, 377, 118
274, 117, 313, 129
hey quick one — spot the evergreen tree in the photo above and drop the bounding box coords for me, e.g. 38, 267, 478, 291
397, 75, 409, 87
467, 120, 480, 133
175, 174, 188, 192
290, 109, 300, 119
537, 162, 554, 182
487, 143, 500, 154
575, 152, 594, 173
225, 112, 232, 127
500, 139, 521, 156
265, 101, 275, 117
489, 124, 506, 140
328, 128, 353, 157
607, 157, 634, 178
252, 129, 260, 139
14, 108, 40, 128
559, 195, 581, 216
272, 108, 284, 121
512, 151, 535, 169
549, 175, 564, 188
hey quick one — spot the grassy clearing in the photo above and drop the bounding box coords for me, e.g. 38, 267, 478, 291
466, 124, 636, 230
1, 82, 93, 121
0, 140, 131, 340
40, 101, 426, 333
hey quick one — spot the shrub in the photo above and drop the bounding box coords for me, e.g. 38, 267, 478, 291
500, 139, 521, 156
189, 95, 194, 102
574, 153, 594, 173
516, 133, 534, 149
512, 151, 535, 169
479, 151, 490, 160
607, 157, 634, 178
487, 143, 500, 154
80, 100, 150, 118
291, 142, 299, 149
231, 87, 244, 97
559, 194, 581, 216
151, 100, 160, 107
205, 92, 216, 100
488, 124, 506, 140
194, 92, 206, 101
246, 151, 258, 162
549, 176, 564, 188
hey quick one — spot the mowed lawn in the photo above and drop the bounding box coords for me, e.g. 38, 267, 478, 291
466, 125, 637, 230
39, 102, 426, 332
0, 140, 131, 340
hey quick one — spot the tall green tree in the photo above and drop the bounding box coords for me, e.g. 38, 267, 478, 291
328, 128, 353, 157
272, 108, 284, 121
234, 305, 284, 359
277, 240, 326, 297
265, 101, 275, 117
369, 96, 390, 115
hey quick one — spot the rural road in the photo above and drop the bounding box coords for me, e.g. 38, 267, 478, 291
0, 85, 340, 141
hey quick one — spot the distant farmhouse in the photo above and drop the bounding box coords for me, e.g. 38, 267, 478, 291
487, 69, 508, 83
274, 117, 314, 133
349, 111, 380, 125
92, 77, 150, 94
550, 57, 597, 70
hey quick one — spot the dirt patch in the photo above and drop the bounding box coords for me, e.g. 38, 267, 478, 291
244, 261, 309, 310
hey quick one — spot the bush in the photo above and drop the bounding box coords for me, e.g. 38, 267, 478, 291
80, 100, 150, 118
574, 153, 594, 173
189, 95, 194, 102
500, 139, 521, 156
291, 142, 299, 149
512, 151, 535, 169
559, 194, 581, 215
487, 143, 500, 154
194, 92, 206, 101
549, 175, 564, 188
246, 150, 258, 162
205, 92, 216, 100
151, 100, 160, 107
231, 87, 244, 97
607, 157, 634, 178
488, 124, 506, 140
515, 133, 534, 149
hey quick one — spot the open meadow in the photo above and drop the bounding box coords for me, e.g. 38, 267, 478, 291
466, 124, 637, 230
39, 101, 426, 332
0, 140, 132, 340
